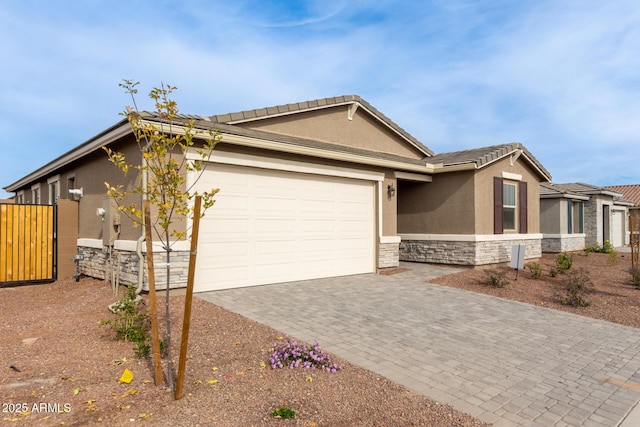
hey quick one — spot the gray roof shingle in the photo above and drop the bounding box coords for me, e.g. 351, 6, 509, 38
208, 95, 435, 156
429, 143, 552, 180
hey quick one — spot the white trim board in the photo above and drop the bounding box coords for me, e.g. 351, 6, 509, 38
78, 238, 190, 252
189, 149, 385, 182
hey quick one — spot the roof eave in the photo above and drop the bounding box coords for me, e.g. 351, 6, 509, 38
429, 147, 552, 181
225, 98, 435, 158
220, 132, 435, 174
142, 118, 435, 174
4, 120, 131, 193
540, 193, 590, 201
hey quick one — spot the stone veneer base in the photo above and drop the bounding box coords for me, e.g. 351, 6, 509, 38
399, 236, 542, 266
78, 246, 190, 290
541, 235, 586, 253
79, 240, 402, 289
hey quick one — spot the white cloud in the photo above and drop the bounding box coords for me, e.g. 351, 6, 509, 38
1, 0, 639, 197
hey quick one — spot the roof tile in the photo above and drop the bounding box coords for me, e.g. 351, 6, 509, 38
604, 184, 640, 206
429, 143, 551, 181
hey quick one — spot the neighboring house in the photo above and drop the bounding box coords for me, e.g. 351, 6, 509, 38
605, 184, 640, 247
398, 144, 551, 265
3, 95, 552, 292
604, 184, 640, 207
539, 183, 589, 252
540, 182, 632, 251
605, 184, 640, 230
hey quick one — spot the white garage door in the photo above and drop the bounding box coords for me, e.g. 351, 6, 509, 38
191, 163, 375, 292
611, 209, 624, 247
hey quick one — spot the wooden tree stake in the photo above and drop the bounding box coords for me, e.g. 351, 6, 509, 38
175, 196, 202, 400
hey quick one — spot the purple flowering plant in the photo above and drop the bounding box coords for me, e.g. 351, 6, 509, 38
269, 336, 341, 373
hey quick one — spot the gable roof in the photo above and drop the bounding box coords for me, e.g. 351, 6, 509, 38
4, 107, 436, 192
208, 95, 435, 157
428, 142, 552, 181
604, 184, 640, 206
539, 182, 590, 200
551, 182, 622, 198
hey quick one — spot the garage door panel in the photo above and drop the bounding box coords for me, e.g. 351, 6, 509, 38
199, 241, 249, 259
338, 200, 371, 214
255, 196, 296, 212
255, 218, 294, 233
215, 194, 250, 212
300, 199, 335, 214
255, 174, 297, 192
201, 217, 250, 235
338, 220, 372, 233
298, 238, 335, 252
255, 239, 295, 256
301, 219, 335, 233
192, 163, 375, 292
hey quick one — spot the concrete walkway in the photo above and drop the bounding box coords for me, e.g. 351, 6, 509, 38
198, 262, 640, 426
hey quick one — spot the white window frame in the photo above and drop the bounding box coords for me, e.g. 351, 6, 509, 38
47, 175, 60, 204
16, 191, 25, 204
31, 183, 41, 205
67, 173, 76, 191
503, 182, 517, 232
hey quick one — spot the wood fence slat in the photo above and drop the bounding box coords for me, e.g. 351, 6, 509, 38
46, 205, 54, 279
0, 203, 55, 284
30, 206, 37, 280
0, 205, 7, 281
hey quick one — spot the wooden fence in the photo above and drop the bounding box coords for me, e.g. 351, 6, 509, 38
0, 203, 56, 284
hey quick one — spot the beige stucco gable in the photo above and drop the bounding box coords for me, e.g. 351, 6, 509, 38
232, 104, 428, 160
473, 155, 542, 234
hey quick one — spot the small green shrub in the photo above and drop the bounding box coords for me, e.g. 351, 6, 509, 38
560, 268, 592, 307
555, 253, 573, 273
525, 262, 542, 279
482, 269, 509, 288
271, 407, 296, 419
608, 250, 618, 265
585, 240, 615, 254
550, 267, 558, 278
101, 284, 153, 358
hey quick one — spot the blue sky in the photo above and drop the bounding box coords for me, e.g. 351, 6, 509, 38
1, 0, 639, 198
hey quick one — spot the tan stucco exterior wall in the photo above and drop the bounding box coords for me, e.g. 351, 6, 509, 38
540, 198, 563, 234
397, 170, 475, 234
237, 106, 426, 159
57, 199, 79, 279
381, 173, 397, 236
75, 136, 144, 241
473, 157, 542, 234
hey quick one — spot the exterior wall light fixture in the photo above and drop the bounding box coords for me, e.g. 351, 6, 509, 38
387, 184, 396, 198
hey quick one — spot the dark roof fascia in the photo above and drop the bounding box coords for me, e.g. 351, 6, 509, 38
4, 119, 132, 193
209, 95, 435, 157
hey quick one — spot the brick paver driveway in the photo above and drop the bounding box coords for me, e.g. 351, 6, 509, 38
198, 262, 640, 426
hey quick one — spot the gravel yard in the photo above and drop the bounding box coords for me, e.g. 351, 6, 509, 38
1, 250, 636, 426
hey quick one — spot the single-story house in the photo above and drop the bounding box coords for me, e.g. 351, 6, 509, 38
605, 184, 640, 247
539, 182, 590, 252
539, 182, 633, 251
4, 95, 552, 292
